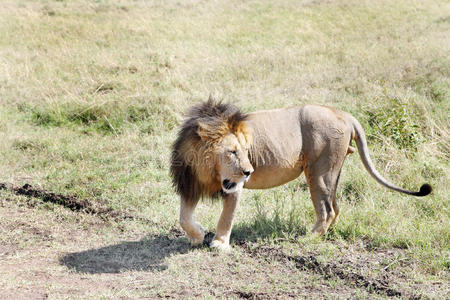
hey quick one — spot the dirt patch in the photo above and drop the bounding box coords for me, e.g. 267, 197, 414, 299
233, 290, 271, 299
197, 232, 406, 297
292, 254, 401, 297
232, 290, 298, 299
232, 240, 406, 298
6, 220, 53, 241
0, 183, 155, 224
0, 183, 92, 212
0, 245, 18, 257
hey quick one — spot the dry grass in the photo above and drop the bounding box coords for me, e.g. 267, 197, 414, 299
0, 0, 449, 298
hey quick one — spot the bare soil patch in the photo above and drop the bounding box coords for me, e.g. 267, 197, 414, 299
237, 242, 403, 298
202, 231, 430, 298
0, 183, 154, 224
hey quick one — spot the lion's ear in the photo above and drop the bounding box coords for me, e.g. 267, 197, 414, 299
239, 122, 252, 147
196, 121, 211, 141
197, 118, 227, 141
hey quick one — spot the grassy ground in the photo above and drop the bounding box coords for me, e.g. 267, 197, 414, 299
0, 0, 449, 298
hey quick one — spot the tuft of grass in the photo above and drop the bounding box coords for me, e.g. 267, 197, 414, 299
366, 97, 423, 152
12, 138, 48, 152
234, 190, 307, 242
18, 97, 177, 134
339, 179, 366, 204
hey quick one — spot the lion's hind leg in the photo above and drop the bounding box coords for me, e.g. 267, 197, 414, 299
329, 170, 342, 228
305, 158, 344, 235
307, 177, 335, 235
330, 196, 340, 227
180, 196, 205, 246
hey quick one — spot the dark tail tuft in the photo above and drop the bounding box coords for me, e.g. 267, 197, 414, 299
415, 184, 432, 196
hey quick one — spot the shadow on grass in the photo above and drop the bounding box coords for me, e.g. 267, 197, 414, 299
60, 211, 309, 274
60, 232, 191, 274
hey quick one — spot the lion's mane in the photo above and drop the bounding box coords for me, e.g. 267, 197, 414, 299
170, 99, 249, 202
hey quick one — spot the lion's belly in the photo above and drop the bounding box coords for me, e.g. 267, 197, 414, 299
244, 164, 303, 189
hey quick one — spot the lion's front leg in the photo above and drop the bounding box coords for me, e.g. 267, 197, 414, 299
211, 188, 242, 252
180, 196, 205, 246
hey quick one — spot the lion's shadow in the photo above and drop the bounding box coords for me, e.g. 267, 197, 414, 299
60, 213, 308, 274
60, 233, 193, 274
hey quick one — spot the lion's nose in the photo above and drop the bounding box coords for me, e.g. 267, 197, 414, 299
243, 170, 252, 177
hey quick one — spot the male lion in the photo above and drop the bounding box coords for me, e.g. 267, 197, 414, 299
170, 100, 431, 251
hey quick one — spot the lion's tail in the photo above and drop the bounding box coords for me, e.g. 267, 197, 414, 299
350, 116, 432, 197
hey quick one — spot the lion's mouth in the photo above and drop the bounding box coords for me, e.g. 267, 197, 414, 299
221, 177, 249, 194
222, 179, 237, 191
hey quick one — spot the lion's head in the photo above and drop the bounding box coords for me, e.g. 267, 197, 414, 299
170, 99, 254, 201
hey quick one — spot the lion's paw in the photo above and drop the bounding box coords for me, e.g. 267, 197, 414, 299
187, 225, 205, 246
210, 239, 231, 252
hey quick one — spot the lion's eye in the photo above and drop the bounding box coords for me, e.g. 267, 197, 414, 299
230, 150, 237, 155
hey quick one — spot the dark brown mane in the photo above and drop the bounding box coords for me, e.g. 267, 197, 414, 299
170, 98, 248, 201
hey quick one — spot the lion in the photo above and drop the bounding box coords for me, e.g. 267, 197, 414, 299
170, 99, 432, 251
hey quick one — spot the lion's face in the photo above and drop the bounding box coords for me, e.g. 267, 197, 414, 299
216, 132, 254, 194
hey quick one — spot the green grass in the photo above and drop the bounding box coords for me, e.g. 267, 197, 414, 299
0, 0, 448, 298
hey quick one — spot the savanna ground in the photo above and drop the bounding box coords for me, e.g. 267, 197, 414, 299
0, 0, 449, 298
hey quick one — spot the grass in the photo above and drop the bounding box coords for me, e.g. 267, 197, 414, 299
0, 0, 449, 298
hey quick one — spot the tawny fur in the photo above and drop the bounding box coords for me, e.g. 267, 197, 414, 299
171, 100, 432, 250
